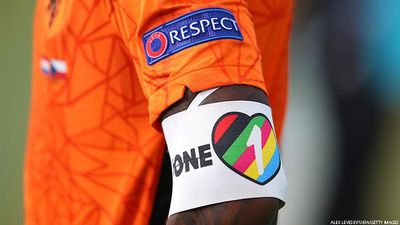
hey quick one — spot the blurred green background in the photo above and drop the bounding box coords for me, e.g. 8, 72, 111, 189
0, 0, 35, 224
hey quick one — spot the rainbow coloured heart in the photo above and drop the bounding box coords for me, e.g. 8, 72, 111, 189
212, 112, 281, 185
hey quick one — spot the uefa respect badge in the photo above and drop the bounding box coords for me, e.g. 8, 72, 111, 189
142, 8, 244, 65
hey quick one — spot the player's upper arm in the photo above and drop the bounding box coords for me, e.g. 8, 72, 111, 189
107, 1, 288, 223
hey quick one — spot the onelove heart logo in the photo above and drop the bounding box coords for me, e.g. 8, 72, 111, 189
212, 112, 281, 185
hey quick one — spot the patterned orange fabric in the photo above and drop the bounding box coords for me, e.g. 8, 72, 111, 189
25, 0, 293, 224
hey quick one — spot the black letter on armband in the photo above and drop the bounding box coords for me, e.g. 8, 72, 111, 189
183, 148, 199, 172
199, 144, 213, 167
173, 155, 184, 177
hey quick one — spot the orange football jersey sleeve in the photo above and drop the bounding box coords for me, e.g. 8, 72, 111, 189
108, 1, 272, 125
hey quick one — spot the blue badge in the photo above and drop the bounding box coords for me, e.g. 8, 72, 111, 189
143, 8, 243, 65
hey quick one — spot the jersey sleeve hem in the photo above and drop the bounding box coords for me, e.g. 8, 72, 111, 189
148, 66, 267, 126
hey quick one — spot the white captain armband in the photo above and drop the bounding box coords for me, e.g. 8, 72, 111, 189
161, 88, 287, 216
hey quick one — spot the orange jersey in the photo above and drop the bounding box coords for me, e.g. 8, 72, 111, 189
25, 0, 293, 224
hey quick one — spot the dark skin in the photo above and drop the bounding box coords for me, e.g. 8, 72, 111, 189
161, 85, 280, 225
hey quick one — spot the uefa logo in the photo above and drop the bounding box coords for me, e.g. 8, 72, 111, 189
145, 31, 168, 59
